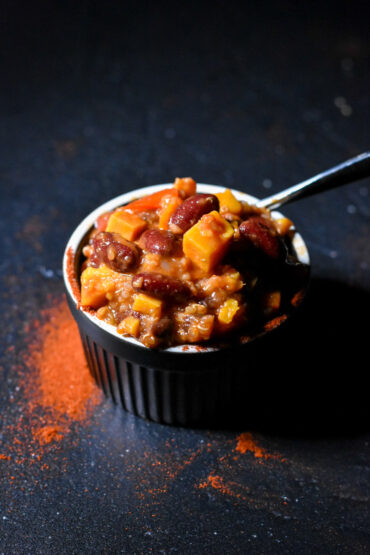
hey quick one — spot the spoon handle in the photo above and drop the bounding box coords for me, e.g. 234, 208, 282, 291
257, 152, 370, 210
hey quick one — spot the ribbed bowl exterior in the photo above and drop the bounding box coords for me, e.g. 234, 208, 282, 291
79, 329, 234, 425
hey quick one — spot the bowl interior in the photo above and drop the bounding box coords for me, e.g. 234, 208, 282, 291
63, 183, 310, 353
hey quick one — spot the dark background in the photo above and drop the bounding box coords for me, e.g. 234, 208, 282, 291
1, 1, 369, 553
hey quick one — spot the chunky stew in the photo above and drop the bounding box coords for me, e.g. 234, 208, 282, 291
80, 178, 307, 348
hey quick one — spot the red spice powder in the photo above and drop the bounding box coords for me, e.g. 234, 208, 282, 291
134, 445, 207, 502
33, 425, 64, 446
199, 474, 231, 494
264, 314, 288, 331
236, 432, 285, 462
26, 296, 100, 426
195, 433, 286, 503
0, 295, 101, 468
26, 296, 101, 443
197, 473, 250, 501
236, 432, 271, 459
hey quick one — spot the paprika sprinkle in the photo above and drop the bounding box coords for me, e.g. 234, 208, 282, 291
0, 295, 102, 467
236, 432, 271, 459
26, 296, 101, 427
236, 432, 285, 461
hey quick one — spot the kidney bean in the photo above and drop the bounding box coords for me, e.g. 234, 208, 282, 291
239, 216, 280, 259
140, 229, 175, 255
90, 231, 140, 272
169, 193, 219, 233
132, 272, 191, 301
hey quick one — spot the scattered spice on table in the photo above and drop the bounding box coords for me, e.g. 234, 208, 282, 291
26, 296, 101, 430
197, 472, 252, 502
0, 295, 102, 470
0, 293, 287, 507
33, 425, 65, 445
198, 473, 244, 499
194, 433, 286, 503
236, 432, 271, 459
236, 432, 285, 461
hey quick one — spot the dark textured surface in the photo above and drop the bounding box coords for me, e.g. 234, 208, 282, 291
1, 1, 370, 553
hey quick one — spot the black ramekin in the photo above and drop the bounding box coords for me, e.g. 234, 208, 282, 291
63, 184, 310, 426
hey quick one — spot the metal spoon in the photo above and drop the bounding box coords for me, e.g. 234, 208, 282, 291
257, 152, 370, 210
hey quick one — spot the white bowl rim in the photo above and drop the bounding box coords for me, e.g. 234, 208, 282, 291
63, 183, 310, 353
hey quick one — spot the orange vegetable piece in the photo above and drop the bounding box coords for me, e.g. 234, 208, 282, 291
124, 188, 178, 213
117, 316, 140, 337
183, 211, 234, 272
106, 208, 147, 241
158, 194, 182, 230
173, 177, 196, 198
216, 189, 242, 215
217, 298, 240, 324
133, 293, 162, 317
80, 266, 122, 308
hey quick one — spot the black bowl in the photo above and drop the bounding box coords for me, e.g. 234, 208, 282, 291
63, 184, 310, 425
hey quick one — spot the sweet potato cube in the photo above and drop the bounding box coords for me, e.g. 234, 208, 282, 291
80, 266, 120, 308
106, 208, 147, 241
133, 293, 162, 317
183, 211, 234, 272
218, 298, 240, 324
216, 189, 242, 215
117, 316, 140, 337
